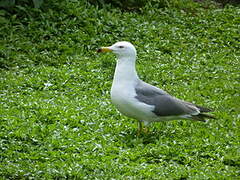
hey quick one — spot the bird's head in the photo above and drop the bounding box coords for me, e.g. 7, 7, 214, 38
97, 41, 137, 59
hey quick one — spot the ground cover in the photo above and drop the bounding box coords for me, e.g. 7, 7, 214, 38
0, 1, 239, 179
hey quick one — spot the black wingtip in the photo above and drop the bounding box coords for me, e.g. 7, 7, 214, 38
192, 113, 216, 122
97, 48, 102, 53
196, 105, 214, 113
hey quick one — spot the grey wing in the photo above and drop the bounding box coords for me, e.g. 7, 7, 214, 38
135, 81, 199, 116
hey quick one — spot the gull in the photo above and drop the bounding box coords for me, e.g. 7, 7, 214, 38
97, 41, 215, 134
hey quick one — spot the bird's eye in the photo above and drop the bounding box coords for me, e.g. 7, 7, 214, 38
118, 46, 124, 49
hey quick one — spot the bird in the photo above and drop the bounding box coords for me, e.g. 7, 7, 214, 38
97, 41, 215, 134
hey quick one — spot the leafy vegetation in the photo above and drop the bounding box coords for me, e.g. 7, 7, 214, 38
0, 0, 239, 179
0, 0, 43, 8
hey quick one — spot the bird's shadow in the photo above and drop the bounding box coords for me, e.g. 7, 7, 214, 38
116, 121, 198, 147
117, 128, 165, 146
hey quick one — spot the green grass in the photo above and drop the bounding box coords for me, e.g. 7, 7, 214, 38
0, 1, 239, 179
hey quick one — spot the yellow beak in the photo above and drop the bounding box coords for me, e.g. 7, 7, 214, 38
97, 47, 112, 53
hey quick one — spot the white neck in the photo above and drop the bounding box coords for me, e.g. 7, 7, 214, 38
113, 56, 139, 85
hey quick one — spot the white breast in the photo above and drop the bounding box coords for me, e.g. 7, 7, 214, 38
111, 80, 156, 121
110, 56, 157, 121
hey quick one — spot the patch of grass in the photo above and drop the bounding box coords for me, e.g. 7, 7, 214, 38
0, 1, 239, 179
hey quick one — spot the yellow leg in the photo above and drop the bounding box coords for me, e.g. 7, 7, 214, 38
137, 121, 149, 135
143, 126, 149, 134
137, 121, 143, 136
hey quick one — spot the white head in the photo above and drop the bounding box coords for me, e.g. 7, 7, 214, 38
98, 41, 137, 59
